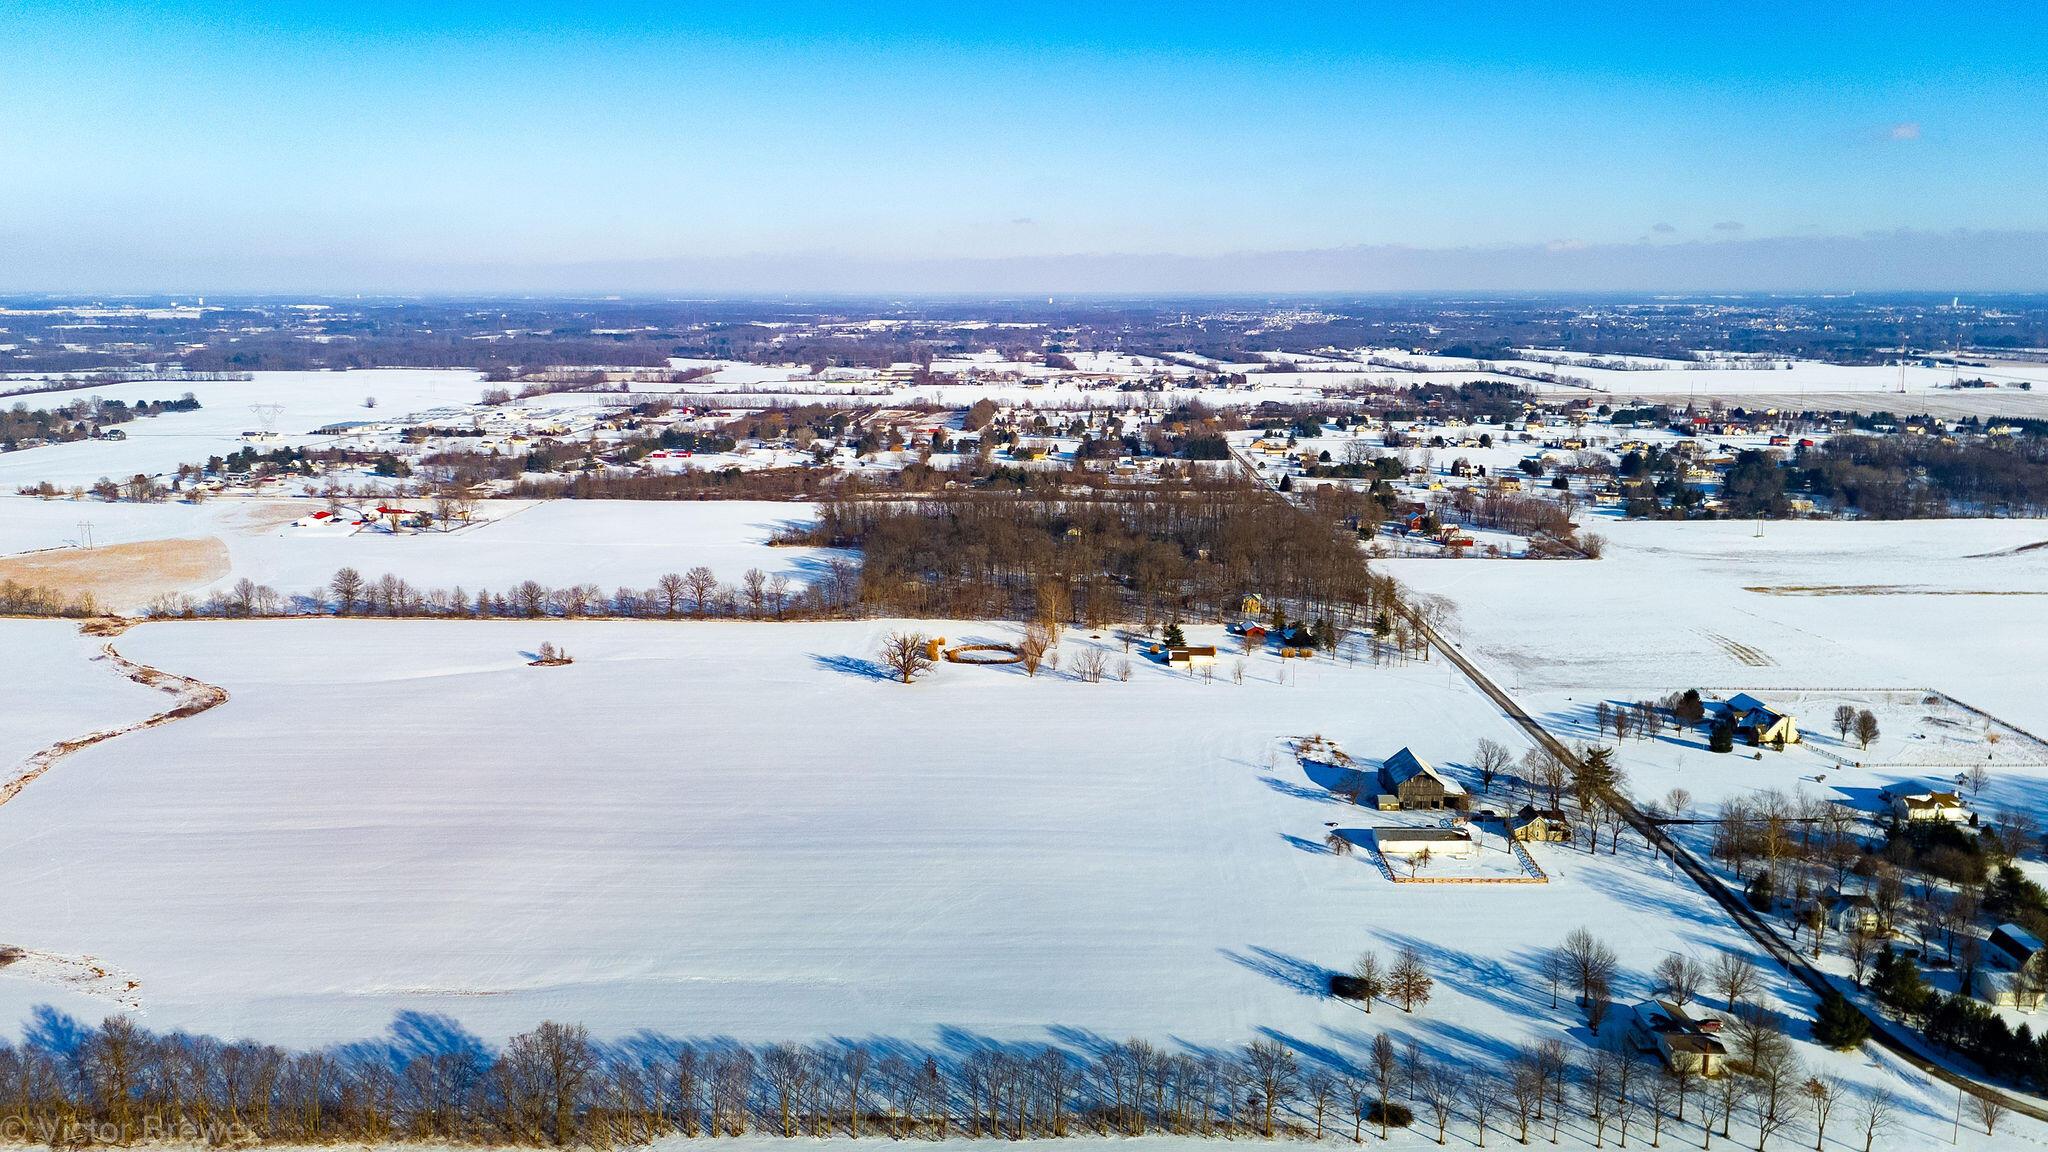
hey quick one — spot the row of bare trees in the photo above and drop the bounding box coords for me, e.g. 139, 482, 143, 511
0, 1011, 1937, 1149
143, 565, 860, 623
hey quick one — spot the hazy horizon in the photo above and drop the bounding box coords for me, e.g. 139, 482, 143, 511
10, 229, 2048, 297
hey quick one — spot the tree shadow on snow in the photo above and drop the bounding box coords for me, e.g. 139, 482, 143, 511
1220, 945, 1337, 999
809, 653, 891, 681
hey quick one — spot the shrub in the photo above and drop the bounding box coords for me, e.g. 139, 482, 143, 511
1365, 1102, 1414, 1128
1708, 722, 1734, 753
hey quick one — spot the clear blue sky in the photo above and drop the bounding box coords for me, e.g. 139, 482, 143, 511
3, 1, 2045, 290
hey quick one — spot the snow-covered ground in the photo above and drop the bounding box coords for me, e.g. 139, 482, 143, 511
0, 369, 488, 489
0, 616, 2018, 1146
0, 620, 166, 769
1384, 518, 2048, 829
0, 622, 1749, 1047
0, 498, 834, 611
1385, 518, 2048, 735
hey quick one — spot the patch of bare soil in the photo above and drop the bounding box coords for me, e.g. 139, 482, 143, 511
0, 536, 229, 611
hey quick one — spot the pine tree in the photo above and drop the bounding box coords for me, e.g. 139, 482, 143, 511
1812, 988, 1870, 1049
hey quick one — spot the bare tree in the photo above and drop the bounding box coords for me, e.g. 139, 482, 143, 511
741, 568, 768, 616
1243, 1040, 1297, 1138
1833, 704, 1856, 742
1712, 952, 1759, 1011
1854, 709, 1879, 750
1467, 1070, 1502, 1149
1019, 624, 1051, 677
879, 632, 935, 684
1474, 738, 1513, 796
1351, 951, 1387, 1013
1560, 928, 1620, 1018
1389, 946, 1434, 1012
1970, 1089, 2009, 1137
1802, 1074, 1843, 1152
330, 566, 365, 614
1845, 922, 1878, 986
655, 572, 687, 617
1415, 1057, 1459, 1145
683, 566, 719, 616
1369, 1033, 1399, 1140
1653, 953, 1705, 1007
1303, 1068, 1337, 1139
1853, 1087, 1896, 1152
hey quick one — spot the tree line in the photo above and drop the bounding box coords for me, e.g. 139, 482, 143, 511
0, 999, 1938, 1150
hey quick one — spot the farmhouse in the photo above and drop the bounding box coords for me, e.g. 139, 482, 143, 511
1827, 892, 1881, 936
1973, 923, 2047, 1012
1508, 804, 1571, 843
1725, 693, 1800, 746
1627, 1000, 1728, 1077
1373, 827, 1476, 859
1879, 782, 1969, 824
1379, 747, 1468, 811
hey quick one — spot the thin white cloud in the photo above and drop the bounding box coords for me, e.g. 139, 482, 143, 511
1890, 122, 1922, 141
1712, 221, 1745, 232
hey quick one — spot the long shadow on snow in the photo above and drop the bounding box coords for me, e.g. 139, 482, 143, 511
808, 652, 892, 681
1220, 945, 1338, 1000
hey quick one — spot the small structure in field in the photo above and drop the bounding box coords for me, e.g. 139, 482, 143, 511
1373, 826, 1475, 859
1379, 748, 1468, 811
1725, 693, 1800, 746
1879, 781, 1969, 823
1508, 804, 1571, 843
1628, 1000, 1727, 1076
1167, 645, 1218, 671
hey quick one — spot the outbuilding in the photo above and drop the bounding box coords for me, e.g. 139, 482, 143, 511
1379, 748, 1468, 811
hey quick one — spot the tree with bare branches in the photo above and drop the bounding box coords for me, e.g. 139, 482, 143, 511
879, 631, 935, 684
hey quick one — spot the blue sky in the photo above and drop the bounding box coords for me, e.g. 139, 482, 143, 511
3, 1, 2045, 290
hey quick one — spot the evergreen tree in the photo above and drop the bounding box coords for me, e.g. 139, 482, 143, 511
1811, 988, 1871, 1049
1871, 950, 1933, 1022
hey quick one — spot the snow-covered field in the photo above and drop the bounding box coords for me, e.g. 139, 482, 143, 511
0, 621, 1772, 1054
0, 498, 833, 611
1384, 519, 2048, 818
0, 620, 166, 770
0, 615, 2017, 1145
0, 370, 488, 489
